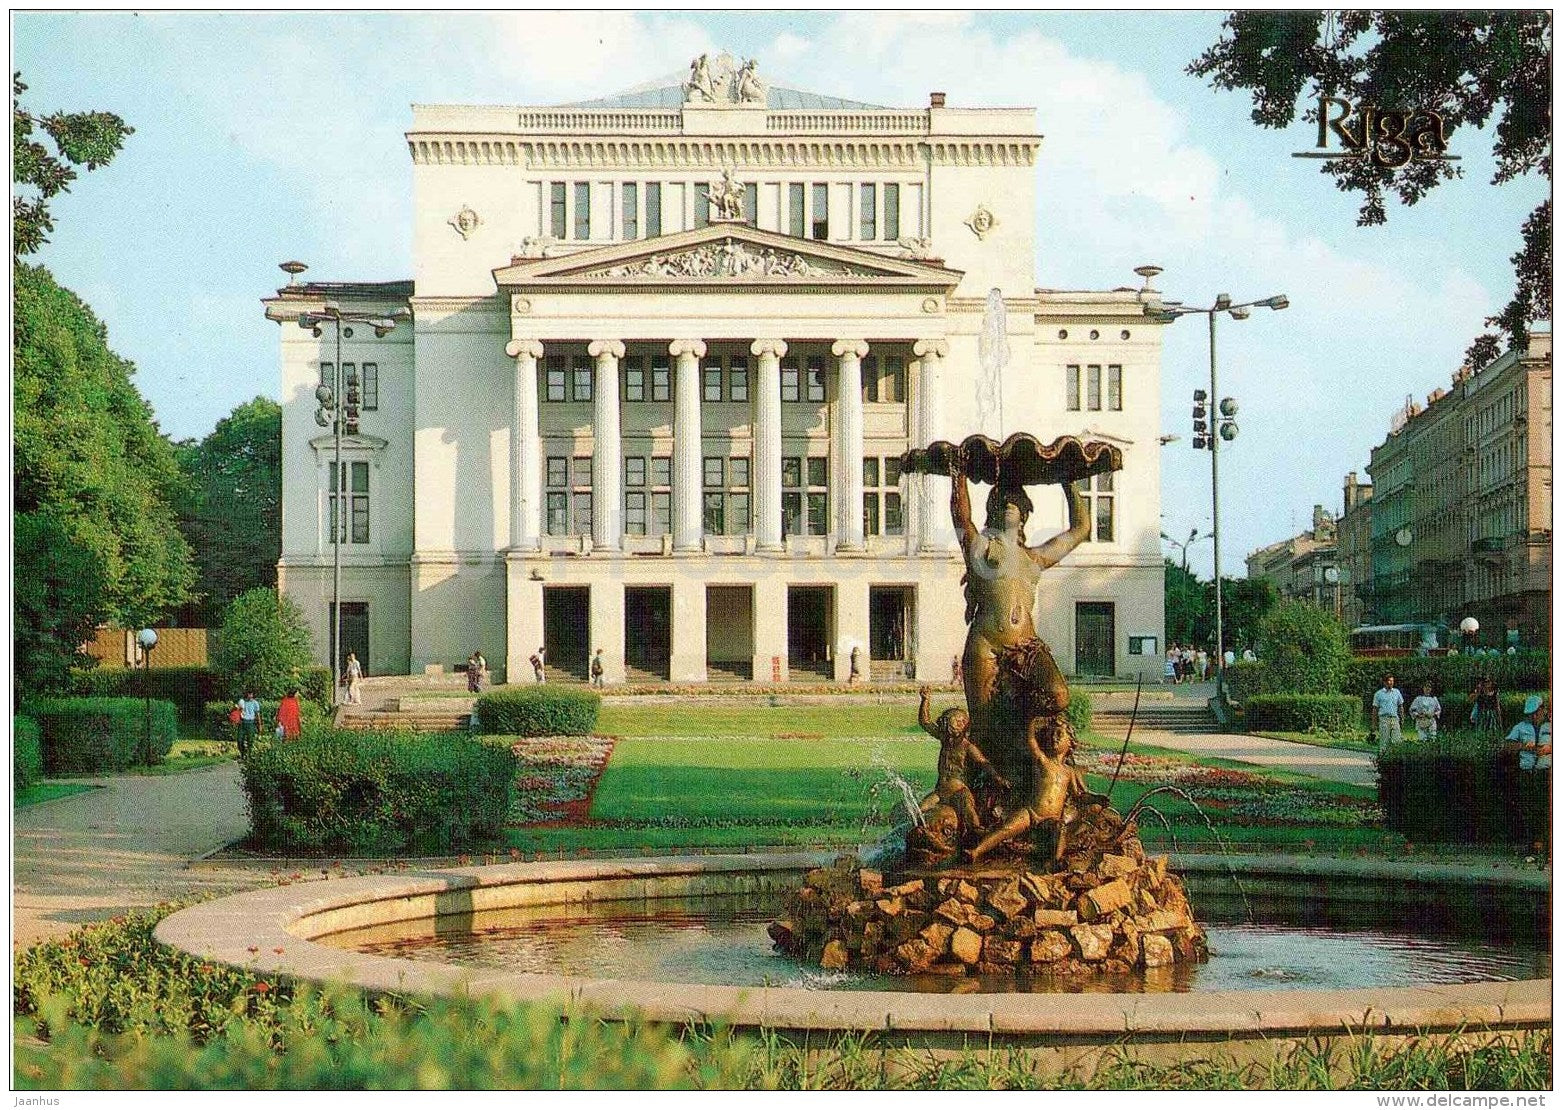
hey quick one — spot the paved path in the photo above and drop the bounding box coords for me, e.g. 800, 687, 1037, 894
12, 764, 270, 950
1115, 728, 1378, 787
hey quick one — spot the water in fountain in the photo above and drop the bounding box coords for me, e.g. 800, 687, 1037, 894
1123, 784, 1255, 922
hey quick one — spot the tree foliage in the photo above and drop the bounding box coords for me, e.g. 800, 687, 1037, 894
1256, 598, 1352, 694
13, 263, 194, 639
13, 509, 106, 694
1190, 11, 1552, 358
13, 73, 134, 256
1164, 559, 1210, 647
1221, 575, 1279, 654
175, 398, 282, 625
211, 588, 314, 699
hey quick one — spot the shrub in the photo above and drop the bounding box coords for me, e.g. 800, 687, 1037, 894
69, 665, 222, 731
1242, 694, 1361, 733
1399, 692, 1535, 737
1342, 652, 1551, 703
1066, 688, 1092, 733
211, 588, 314, 699
241, 729, 516, 853
298, 665, 333, 711
476, 686, 600, 737
15, 716, 43, 790
1377, 736, 1542, 843
26, 698, 177, 774
1256, 601, 1351, 694
1224, 660, 1280, 704
202, 700, 329, 743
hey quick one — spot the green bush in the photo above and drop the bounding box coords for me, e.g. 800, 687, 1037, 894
241, 729, 516, 853
15, 716, 44, 790
1066, 688, 1092, 733
69, 665, 222, 731
1224, 660, 1280, 704
1404, 692, 1535, 737
1242, 694, 1361, 733
1377, 736, 1544, 843
26, 698, 177, 774
211, 588, 314, 699
1342, 652, 1551, 702
298, 665, 333, 710
1256, 601, 1351, 694
202, 700, 329, 743
476, 686, 601, 737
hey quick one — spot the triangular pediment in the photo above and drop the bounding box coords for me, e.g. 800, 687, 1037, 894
494, 224, 961, 290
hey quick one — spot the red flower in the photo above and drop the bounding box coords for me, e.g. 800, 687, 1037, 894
253, 981, 271, 993
272, 947, 285, 954
78, 958, 91, 967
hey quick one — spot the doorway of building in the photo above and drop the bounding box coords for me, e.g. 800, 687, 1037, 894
869, 586, 914, 681
787, 585, 834, 680
624, 586, 671, 682
1074, 601, 1116, 677
330, 602, 370, 679
543, 586, 590, 681
706, 585, 754, 681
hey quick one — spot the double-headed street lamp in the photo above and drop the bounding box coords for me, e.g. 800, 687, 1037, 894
1146, 291, 1288, 709
285, 262, 409, 701
1161, 527, 1213, 575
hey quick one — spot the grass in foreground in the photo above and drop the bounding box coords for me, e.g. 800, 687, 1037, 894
14, 905, 1550, 1091
15, 782, 96, 807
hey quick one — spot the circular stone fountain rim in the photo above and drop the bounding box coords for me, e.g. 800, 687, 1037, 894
156, 852, 1551, 1039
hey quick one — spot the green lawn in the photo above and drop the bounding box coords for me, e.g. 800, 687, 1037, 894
598, 701, 927, 739
15, 782, 96, 807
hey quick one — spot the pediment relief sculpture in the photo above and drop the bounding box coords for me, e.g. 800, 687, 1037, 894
684, 52, 765, 107
589, 239, 880, 280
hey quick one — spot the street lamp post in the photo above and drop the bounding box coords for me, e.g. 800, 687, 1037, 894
1161, 527, 1212, 575
287, 263, 409, 701
136, 627, 158, 766
1146, 291, 1288, 710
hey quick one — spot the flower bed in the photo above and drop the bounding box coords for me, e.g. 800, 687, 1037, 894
500, 735, 615, 825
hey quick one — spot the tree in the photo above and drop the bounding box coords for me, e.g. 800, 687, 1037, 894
1190, 11, 1551, 359
13, 509, 106, 693
1256, 599, 1352, 694
175, 398, 282, 625
211, 588, 313, 699
1164, 559, 1211, 647
1220, 576, 1279, 654
14, 263, 195, 634
13, 73, 134, 256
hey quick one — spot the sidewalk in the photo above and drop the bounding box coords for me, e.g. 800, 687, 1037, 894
12, 763, 271, 950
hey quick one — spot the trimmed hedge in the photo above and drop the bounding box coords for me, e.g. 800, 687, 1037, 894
1242, 694, 1361, 733
476, 686, 601, 737
15, 716, 43, 790
241, 728, 517, 853
1342, 652, 1550, 702
1067, 688, 1092, 733
69, 665, 222, 731
1225, 661, 1280, 704
1377, 737, 1547, 843
26, 698, 177, 774
202, 700, 329, 743
1413, 692, 1535, 736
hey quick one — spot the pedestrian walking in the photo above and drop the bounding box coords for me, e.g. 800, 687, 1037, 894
235, 690, 262, 756
344, 651, 364, 705
1408, 683, 1441, 742
590, 649, 605, 687
1195, 648, 1209, 682
467, 651, 484, 693
848, 644, 862, 685
1163, 644, 1177, 684
276, 688, 303, 741
530, 647, 546, 683
1472, 676, 1502, 738
1373, 673, 1405, 752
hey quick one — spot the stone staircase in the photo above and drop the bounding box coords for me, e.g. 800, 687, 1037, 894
338, 698, 472, 733
1091, 698, 1215, 735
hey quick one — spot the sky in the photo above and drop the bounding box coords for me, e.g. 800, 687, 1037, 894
13, 9, 1548, 580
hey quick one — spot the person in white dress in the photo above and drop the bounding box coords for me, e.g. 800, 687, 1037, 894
1408, 683, 1442, 742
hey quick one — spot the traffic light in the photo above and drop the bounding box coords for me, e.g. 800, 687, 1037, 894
1192, 389, 1208, 449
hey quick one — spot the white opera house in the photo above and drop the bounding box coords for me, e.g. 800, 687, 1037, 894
266, 53, 1167, 685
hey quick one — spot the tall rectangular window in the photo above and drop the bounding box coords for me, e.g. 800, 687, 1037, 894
650, 356, 671, 402
622, 355, 645, 402
859, 184, 876, 240
546, 455, 570, 534
550, 183, 567, 239
811, 183, 828, 239
1107, 364, 1122, 411
863, 455, 904, 537
704, 364, 723, 403
1084, 472, 1115, 543
360, 363, 378, 411
884, 183, 900, 240
546, 358, 567, 402
645, 182, 663, 237
328, 460, 370, 544
805, 356, 826, 403
1087, 365, 1102, 411
781, 359, 801, 403
729, 357, 749, 402
571, 355, 593, 402
862, 356, 879, 403
1065, 365, 1080, 411
694, 182, 710, 229
743, 183, 758, 225
573, 182, 590, 240
622, 182, 638, 239
623, 456, 647, 535
788, 182, 805, 237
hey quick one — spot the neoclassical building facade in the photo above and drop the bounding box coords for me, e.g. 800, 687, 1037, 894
267, 55, 1168, 684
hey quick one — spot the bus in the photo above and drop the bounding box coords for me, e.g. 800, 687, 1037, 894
1349, 624, 1447, 658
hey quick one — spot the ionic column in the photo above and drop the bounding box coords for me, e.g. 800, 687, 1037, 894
589, 339, 625, 552
669, 339, 707, 552
914, 338, 951, 552
505, 339, 544, 552
833, 339, 869, 551
751, 339, 788, 551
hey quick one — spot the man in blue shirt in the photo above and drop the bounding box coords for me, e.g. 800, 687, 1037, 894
1371, 674, 1404, 752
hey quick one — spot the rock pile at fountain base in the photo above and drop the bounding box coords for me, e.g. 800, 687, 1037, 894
769, 811, 1208, 979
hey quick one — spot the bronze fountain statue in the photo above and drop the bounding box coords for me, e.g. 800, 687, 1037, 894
771, 433, 1208, 980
